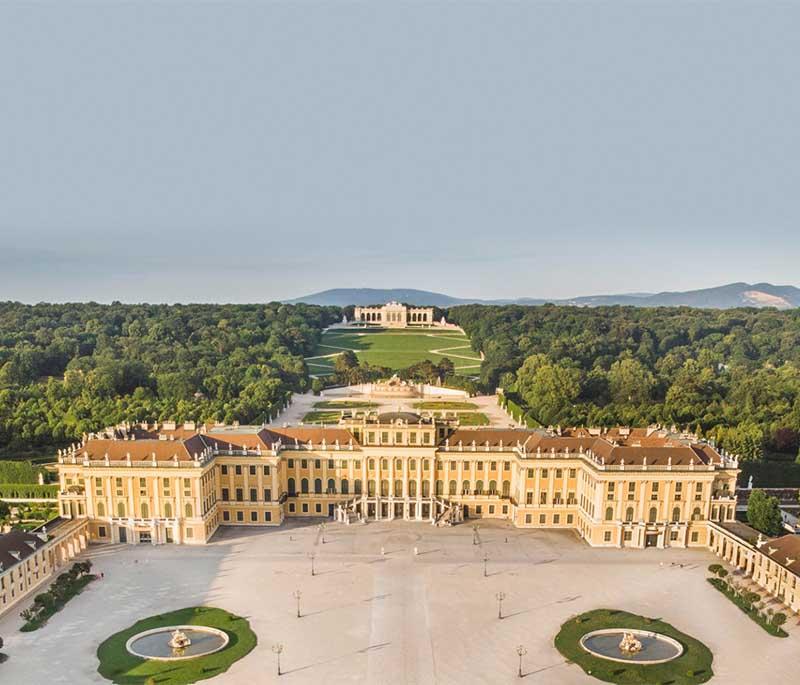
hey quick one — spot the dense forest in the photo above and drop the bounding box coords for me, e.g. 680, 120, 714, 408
449, 305, 800, 461
3, 301, 800, 470
0, 302, 339, 455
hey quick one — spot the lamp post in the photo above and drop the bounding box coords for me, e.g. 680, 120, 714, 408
293, 589, 302, 618
483, 552, 489, 578
309, 552, 316, 576
495, 591, 506, 619
319, 522, 326, 544
472, 524, 479, 545
272, 643, 283, 676
516, 645, 527, 678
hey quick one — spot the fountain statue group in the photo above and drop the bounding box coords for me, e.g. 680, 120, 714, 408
619, 632, 643, 654
169, 629, 192, 653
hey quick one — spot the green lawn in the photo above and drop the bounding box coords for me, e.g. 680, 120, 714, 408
306, 330, 481, 377
303, 410, 347, 424
313, 400, 379, 409
554, 609, 713, 684
96, 607, 256, 684
454, 413, 489, 426
413, 401, 478, 410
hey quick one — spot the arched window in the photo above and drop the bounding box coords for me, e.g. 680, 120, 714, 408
435, 480, 443, 496
409, 480, 417, 497
368, 480, 376, 496
423, 459, 430, 471
368, 459, 375, 470
301, 478, 309, 494
408, 459, 416, 471
625, 507, 634, 522
185, 502, 193, 518
341, 479, 349, 495
164, 502, 173, 518
354, 479, 362, 495
288, 478, 296, 495
394, 480, 403, 497
327, 478, 336, 494
488, 480, 497, 494
97, 501, 106, 517
422, 481, 430, 497
381, 479, 389, 496
141, 502, 150, 519
449, 480, 457, 495
605, 507, 614, 521
475, 480, 484, 495
672, 507, 681, 522
117, 502, 126, 518
314, 478, 322, 494
502, 480, 511, 497
462, 480, 470, 495
648, 507, 657, 523
381, 459, 388, 470
692, 507, 701, 521
395, 459, 403, 470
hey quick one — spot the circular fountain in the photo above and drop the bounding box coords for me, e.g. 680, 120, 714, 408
580, 628, 683, 665
126, 625, 229, 661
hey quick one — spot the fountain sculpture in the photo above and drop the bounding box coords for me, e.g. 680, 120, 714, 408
168, 629, 192, 652
618, 632, 643, 654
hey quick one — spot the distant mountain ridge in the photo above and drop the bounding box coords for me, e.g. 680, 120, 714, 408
287, 283, 800, 310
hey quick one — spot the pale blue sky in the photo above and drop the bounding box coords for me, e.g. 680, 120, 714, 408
1, 1, 799, 303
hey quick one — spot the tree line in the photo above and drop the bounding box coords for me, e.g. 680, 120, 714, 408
448, 305, 800, 461
0, 302, 339, 454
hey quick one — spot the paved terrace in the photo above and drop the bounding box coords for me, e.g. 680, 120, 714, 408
0, 520, 798, 684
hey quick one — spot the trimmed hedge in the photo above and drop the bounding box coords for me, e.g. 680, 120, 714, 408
0, 483, 58, 499
707, 577, 788, 637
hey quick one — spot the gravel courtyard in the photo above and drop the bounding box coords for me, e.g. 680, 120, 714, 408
1, 520, 797, 684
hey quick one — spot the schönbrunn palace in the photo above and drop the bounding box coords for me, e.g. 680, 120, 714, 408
55, 412, 740, 550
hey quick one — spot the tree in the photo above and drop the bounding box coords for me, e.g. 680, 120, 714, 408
746, 489, 784, 536
608, 358, 654, 405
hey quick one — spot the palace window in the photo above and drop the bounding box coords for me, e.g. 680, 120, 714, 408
541, 469, 549, 478
264, 466, 271, 475
502, 480, 510, 497
422, 433, 431, 444
604, 531, 612, 542
237, 511, 244, 522
625, 507, 634, 522
395, 432, 402, 443
409, 432, 417, 444
540, 492, 547, 504
264, 511, 272, 522
354, 479, 362, 494
607, 483, 615, 500
605, 507, 614, 521
395, 480, 403, 497
235, 465, 242, 475
287, 478, 296, 495
381, 432, 389, 443
449, 480, 457, 495
490, 461, 497, 470
315, 459, 321, 469
525, 514, 532, 523
539, 514, 546, 524
287, 459, 294, 468
567, 514, 573, 524
409, 459, 416, 471
651, 483, 659, 500
341, 479, 349, 495
381, 459, 388, 470
250, 488, 257, 501
236, 488, 243, 502
648, 507, 658, 523
115, 478, 123, 496
553, 514, 560, 524
249, 466, 256, 476
223, 511, 231, 521
555, 469, 563, 479
627, 482, 636, 500
568, 469, 576, 478
327, 479, 336, 494
328, 460, 334, 469
139, 478, 147, 496
476, 461, 484, 470
222, 488, 230, 501
314, 479, 322, 494
368, 459, 375, 470
526, 492, 533, 504
423, 459, 430, 471
672, 507, 681, 522
251, 511, 258, 522
301, 479, 309, 494
527, 469, 534, 478
301, 459, 308, 469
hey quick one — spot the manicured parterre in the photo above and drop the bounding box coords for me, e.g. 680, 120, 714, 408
96, 606, 256, 685
554, 609, 713, 684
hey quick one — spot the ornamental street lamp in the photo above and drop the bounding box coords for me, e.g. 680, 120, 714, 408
516, 645, 527, 678
483, 552, 489, 578
495, 591, 506, 620
472, 524, 479, 545
272, 643, 284, 676
319, 522, 326, 544
309, 552, 316, 576
293, 589, 302, 618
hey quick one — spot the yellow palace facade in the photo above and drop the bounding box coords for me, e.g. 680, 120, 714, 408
55, 413, 739, 550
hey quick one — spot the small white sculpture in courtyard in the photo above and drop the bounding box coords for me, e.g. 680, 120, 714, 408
169, 629, 192, 652
619, 632, 642, 654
